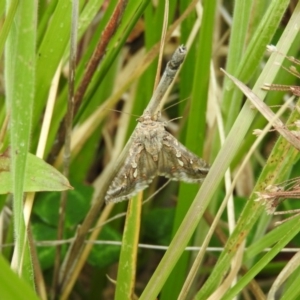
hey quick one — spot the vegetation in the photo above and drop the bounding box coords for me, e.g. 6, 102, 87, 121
1, 0, 300, 299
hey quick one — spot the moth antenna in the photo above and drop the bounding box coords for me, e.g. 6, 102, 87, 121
168, 116, 183, 123
163, 97, 190, 111
142, 180, 171, 204
106, 108, 140, 118
90, 181, 171, 228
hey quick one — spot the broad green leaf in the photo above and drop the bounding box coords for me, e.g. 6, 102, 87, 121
88, 226, 122, 268
33, 183, 92, 227
0, 151, 72, 194
0, 254, 40, 300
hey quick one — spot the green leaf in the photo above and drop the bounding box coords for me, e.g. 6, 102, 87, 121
88, 226, 122, 268
0, 0, 19, 58
31, 223, 58, 270
32, 184, 93, 269
0, 254, 40, 300
115, 196, 142, 300
33, 183, 92, 227
5, 0, 37, 284
0, 151, 72, 194
143, 208, 175, 245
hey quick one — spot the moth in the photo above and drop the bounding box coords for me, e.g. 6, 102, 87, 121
105, 111, 210, 203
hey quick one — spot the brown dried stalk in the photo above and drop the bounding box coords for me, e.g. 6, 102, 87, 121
256, 178, 300, 215
51, 1, 79, 298
48, 0, 128, 164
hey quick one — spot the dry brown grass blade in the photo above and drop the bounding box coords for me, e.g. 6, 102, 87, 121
154, 0, 169, 89
222, 69, 300, 151
267, 250, 300, 300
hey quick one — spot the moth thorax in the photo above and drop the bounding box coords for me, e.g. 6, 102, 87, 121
144, 137, 162, 159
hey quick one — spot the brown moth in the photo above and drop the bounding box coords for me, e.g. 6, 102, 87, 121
105, 111, 209, 203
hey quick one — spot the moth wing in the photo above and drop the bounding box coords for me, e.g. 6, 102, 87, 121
105, 143, 158, 203
158, 132, 209, 182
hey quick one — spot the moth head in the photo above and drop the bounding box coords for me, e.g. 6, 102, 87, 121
153, 111, 161, 120
138, 110, 161, 122
137, 114, 150, 123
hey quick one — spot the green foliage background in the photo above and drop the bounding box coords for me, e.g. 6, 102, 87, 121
1, 0, 300, 299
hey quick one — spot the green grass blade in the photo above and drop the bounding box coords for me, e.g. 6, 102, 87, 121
160, 1, 218, 299
34, 0, 76, 129
195, 5, 300, 297
0, 255, 40, 300
115, 196, 142, 299
280, 269, 300, 300
222, 0, 290, 131
139, 2, 300, 298
222, 217, 300, 300
0, 0, 19, 58
5, 0, 37, 285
